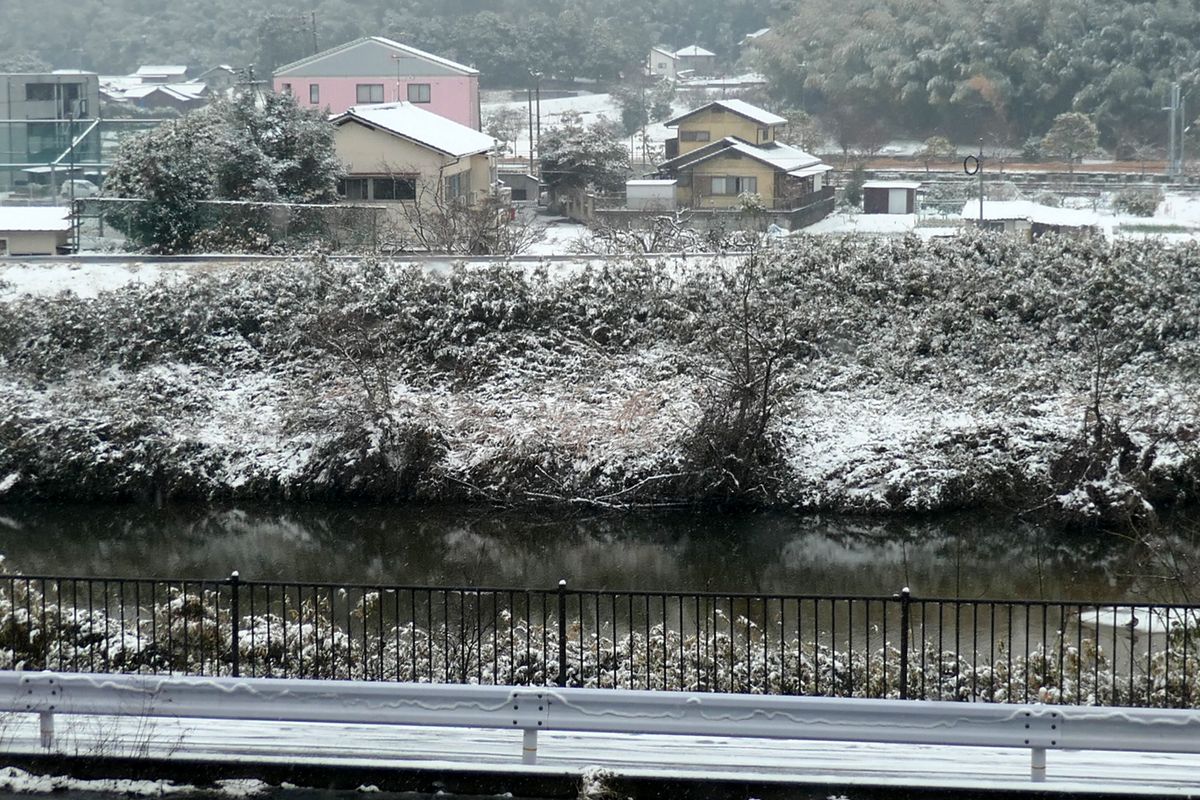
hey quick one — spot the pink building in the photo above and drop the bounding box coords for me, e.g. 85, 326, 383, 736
273, 36, 480, 130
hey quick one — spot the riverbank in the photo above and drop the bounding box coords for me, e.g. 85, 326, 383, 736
1, 235, 1197, 527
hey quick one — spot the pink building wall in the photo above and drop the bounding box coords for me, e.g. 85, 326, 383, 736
275, 75, 480, 129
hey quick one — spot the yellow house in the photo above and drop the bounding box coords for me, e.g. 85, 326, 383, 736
665, 99, 786, 158
656, 100, 831, 213
331, 101, 496, 211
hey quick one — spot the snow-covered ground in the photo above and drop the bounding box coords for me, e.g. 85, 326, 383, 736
481, 90, 695, 162
1, 713, 1199, 796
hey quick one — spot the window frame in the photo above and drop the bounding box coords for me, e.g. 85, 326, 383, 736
309, 83, 319, 104
337, 177, 369, 200
680, 130, 711, 142
24, 83, 56, 101
371, 175, 417, 201
407, 83, 431, 103
356, 83, 385, 104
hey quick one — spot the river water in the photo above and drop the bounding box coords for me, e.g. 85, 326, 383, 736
0, 503, 1174, 601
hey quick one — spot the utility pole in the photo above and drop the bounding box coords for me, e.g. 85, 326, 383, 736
67, 111, 77, 252
527, 85, 534, 172
311, 11, 319, 55
529, 70, 542, 176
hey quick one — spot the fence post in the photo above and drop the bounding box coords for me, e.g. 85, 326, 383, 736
557, 579, 568, 687
898, 587, 911, 700
228, 571, 241, 678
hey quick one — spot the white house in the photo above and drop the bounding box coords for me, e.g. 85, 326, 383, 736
331, 101, 497, 208
0, 207, 71, 255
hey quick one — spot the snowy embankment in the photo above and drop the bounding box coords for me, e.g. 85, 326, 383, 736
0, 236, 1197, 526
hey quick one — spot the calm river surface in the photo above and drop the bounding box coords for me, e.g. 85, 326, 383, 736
0, 503, 1172, 601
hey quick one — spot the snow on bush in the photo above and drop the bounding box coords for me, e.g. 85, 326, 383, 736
0, 234, 1197, 524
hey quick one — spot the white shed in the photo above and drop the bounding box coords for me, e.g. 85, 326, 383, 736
863, 181, 921, 214
0, 207, 71, 256
626, 179, 677, 211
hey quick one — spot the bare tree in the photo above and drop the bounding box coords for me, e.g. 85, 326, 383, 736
374, 162, 545, 255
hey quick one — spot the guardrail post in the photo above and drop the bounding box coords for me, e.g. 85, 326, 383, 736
1030, 747, 1046, 782
557, 579, 568, 687
38, 711, 54, 750
897, 587, 911, 700
228, 571, 241, 678
522, 728, 538, 764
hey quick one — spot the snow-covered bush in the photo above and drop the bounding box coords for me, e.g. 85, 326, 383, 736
1113, 187, 1163, 217
1, 235, 1198, 521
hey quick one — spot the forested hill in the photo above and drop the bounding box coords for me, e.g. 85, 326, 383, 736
757, 0, 1200, 148
0, 0, 779, 84
2, 0, 1194, 146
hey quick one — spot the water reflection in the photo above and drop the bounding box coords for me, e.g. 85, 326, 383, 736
0, 503, 1160, 600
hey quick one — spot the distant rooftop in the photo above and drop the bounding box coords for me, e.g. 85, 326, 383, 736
275, 36, 477, 77
0, 207, 70, 232
666, 98, 787, 128
674, 45, 715, 57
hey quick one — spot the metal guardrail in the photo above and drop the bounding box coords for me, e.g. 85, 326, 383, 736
6, 670, 1200, 781
1, 574, 1198, 708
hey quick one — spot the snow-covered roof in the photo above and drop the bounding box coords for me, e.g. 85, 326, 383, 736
789, 163, 833, 179
743, 28, 771, 41
666, 99, 787, 128
627, 179, 677, 186
0, 207, 70, 233
864, 181, 922, 190
650, 45, 676, 57
960, 200, 1098, 227
674, 45, 715, 57
136, 65, 188, 77
121, 83, 207, 102
333, 102, 496, 158
275, 36, 477, 77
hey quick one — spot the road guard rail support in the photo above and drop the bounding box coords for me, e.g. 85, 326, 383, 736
4, 671, 1200, 782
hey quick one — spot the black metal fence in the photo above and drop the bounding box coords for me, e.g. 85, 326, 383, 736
1, 573, 1196, 708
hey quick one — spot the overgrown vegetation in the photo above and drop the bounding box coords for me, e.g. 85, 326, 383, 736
0, 235, 1197, 526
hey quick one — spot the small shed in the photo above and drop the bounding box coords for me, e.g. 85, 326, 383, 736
960, 201, 1099, 239
625, 179, 677, 211
863, 181, 920, 214
0, 207, 71, 256
498, 171, 541, 203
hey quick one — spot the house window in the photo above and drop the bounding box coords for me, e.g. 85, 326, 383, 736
445, 171, 468, 199
680, 130, 710, 142
758, 126, 772, 143
309, 84, 319, 104
372, 176, 417, 200
356, 83, 384, 103
407, 83, 431, 103
281, 83, 292, 95
337, 178, 369, 199
0, 238, 7, 256
511, 187, 527, 201
24, 83, 55, 101
709, 176, 757, 195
